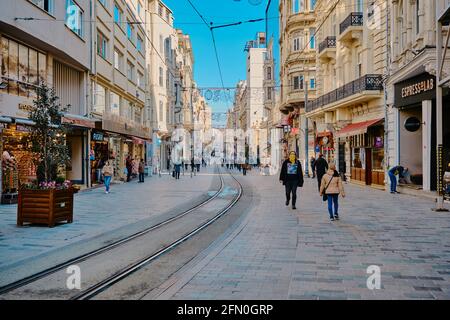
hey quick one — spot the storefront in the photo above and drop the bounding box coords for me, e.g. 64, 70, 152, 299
393, 72, 445, 191
336, 119, 385, 187
0, 122, 36, 204
89, 130, 109, 185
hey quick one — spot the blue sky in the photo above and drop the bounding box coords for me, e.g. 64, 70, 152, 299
164, 0, 268, 118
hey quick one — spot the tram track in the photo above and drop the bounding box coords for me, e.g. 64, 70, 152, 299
0, 169, 243, 300
0, 168, 225, 296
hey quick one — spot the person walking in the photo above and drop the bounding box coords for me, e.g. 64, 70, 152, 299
315, 153, 328, 191
279, 151, 304, 210
102, 160, 113, 194
242, 163, 247, 176
319, 163, 345, 221
126, 156, 132, 182
138, 159, 145, 183
310, 156, 316, 178
388, 165, 407, 194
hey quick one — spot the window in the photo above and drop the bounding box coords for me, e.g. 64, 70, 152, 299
110, 92, 120, 115
137, 2, 141, 17
159, 101, 163, 121
98, 0, 106, 8
30, 0, 54, 14
356, 0, 363, 12
159, 67, 163, 86
357, 52, 362, 77
310, 78, 316, 89
267, 66, 272, 80
65, 0, 83, 37
310, 0, 316, 10
159, 34, 163, 54
97, 31, 108, 59
292, 0, 305, 13
267, 87, 272, 100
93, 82, 106, 114
158, 3, 163, 17
1, 37, 47, 96
137, 35, 143, 53
309, 28, 316, 49
113, 48, 123, 71
137, 71, 144, 88
135, 107, 142, 124
293, 75, 304, 90
127, 60, 135, 81
293, 37, 300, 51
114, 3, 122, 26
127, 21, 134, 42
166, 10, 170, 22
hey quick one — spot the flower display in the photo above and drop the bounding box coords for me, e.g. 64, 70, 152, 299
22, 180, 73, 190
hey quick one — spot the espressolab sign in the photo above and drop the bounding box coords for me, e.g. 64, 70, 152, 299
394, 73, 436, 108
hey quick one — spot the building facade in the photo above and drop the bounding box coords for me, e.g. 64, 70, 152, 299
0, 0, 92, 202
386, 0, 450, 194
305, 0, 387, 188
279, 0, 317, 166
89, 0, 149, 185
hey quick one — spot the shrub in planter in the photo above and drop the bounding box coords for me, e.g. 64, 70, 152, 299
17, 83, 74, 227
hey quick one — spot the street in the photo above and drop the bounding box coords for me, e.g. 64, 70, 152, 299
1, 168, 450, 300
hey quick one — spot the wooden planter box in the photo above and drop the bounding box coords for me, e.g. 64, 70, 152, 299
17, 188, 74, 227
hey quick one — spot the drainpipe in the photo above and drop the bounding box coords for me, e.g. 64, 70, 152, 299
384, 0, 391, 192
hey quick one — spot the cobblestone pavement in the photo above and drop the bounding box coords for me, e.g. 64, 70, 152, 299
0, 167, 218, 284
162, 169, 450, 300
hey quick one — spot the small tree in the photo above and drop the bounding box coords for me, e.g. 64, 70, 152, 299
28, 83, 70, 183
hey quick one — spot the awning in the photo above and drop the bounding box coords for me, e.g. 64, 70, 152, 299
336, 118, 383, 138
0, 116, 13, 123
62, 114, 96, 129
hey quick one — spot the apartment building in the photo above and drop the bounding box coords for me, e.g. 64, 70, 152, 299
385, 0, 450, 194
279, 0, 317, 166
305, 0, 387, 188
176, 29, 194, 133
89, 0, 149, 184
0, 0, 93, 201
145, 0, 179, 172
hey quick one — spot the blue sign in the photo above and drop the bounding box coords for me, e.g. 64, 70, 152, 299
315, 145, 320, 153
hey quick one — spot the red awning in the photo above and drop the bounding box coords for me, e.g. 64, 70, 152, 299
336, 118, 383, 138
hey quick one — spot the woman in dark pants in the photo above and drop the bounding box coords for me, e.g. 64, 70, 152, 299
279, 151, 304, 210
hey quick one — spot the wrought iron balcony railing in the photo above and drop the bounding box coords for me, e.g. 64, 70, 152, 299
318, 36, 337, 53
340, 12, 363, 34
306, 74, 383, 113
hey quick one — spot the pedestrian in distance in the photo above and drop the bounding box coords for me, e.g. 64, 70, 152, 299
138, 159, 145, 183
310, 156, 316, 178
319, 163, 345, 221
242, 163, 247, 176
388, 165, 408, 194
279, 151, 304, 210
102, 160, 113, 194
126, 156, 133, 182
315, 153, 328, 191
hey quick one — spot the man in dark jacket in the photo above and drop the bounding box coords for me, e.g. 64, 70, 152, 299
279, 151, 304, 210
315, 153, 328, 191
310, 156, 316, 178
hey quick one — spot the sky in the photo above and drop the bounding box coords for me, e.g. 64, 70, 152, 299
163, 0, 269, 123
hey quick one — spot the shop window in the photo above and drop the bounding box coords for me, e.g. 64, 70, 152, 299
372, 148, 384, 171
0, 37, 46, 97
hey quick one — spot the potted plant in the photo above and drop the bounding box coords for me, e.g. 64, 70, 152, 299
17, 83, 74, 227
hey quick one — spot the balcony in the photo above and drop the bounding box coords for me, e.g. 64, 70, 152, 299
318, 36, 337, 61
306, 74, 383, 114
338, 12, 363, 46
286, 50, 316, 65
286, 12, 315, 30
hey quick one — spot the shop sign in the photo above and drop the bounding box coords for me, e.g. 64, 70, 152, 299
404, 117, 421, 132
16, 124, 31, 132
394, 73, 436, 108
374, 136, 384, 148
92, 131, 104, 141
18, 103, 35, 112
